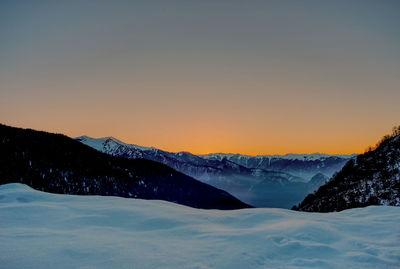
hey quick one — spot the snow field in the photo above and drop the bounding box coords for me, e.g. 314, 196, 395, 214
0, 183, 399, 269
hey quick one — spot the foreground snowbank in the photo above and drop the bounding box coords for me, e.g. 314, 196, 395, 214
0, 184, 399, 269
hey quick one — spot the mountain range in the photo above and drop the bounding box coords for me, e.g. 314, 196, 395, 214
2, 122, 399, 212
76, 136, 354, 208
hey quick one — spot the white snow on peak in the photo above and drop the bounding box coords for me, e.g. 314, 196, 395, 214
75, 135, 155, 152
1, 183, 399, 269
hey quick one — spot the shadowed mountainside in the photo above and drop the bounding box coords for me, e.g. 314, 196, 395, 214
0, 124, 250, 210
294, 127, 400, 212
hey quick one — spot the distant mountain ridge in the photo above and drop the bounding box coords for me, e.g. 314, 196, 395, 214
0, 124, 250, 210
294, 128, 400, 212
76, 135, 354, 180
76, 136, 353, 208
202, 152, 355, 180
202, 152, 355, 161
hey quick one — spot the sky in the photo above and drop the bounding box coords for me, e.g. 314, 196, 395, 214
1, 0, 399, 155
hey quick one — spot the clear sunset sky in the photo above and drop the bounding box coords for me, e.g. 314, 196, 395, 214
1, 1, 399, 155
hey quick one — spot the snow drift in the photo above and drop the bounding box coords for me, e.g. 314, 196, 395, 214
1, 183, 399, 269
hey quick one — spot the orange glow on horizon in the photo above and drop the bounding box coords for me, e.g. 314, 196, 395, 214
0, 120, 387, 156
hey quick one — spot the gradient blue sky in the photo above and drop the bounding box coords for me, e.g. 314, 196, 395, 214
1, 0, 399, 154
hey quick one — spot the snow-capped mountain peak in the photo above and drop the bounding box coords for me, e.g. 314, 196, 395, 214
75, 135, 155, 153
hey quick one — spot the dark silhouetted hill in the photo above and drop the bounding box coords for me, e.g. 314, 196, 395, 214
0, 124, 251, 210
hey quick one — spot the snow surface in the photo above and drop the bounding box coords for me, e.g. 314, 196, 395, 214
1, 183, 399, 269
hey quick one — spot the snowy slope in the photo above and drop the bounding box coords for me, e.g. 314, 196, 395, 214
1, 184, 399, 269
75, 135, 155, 154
